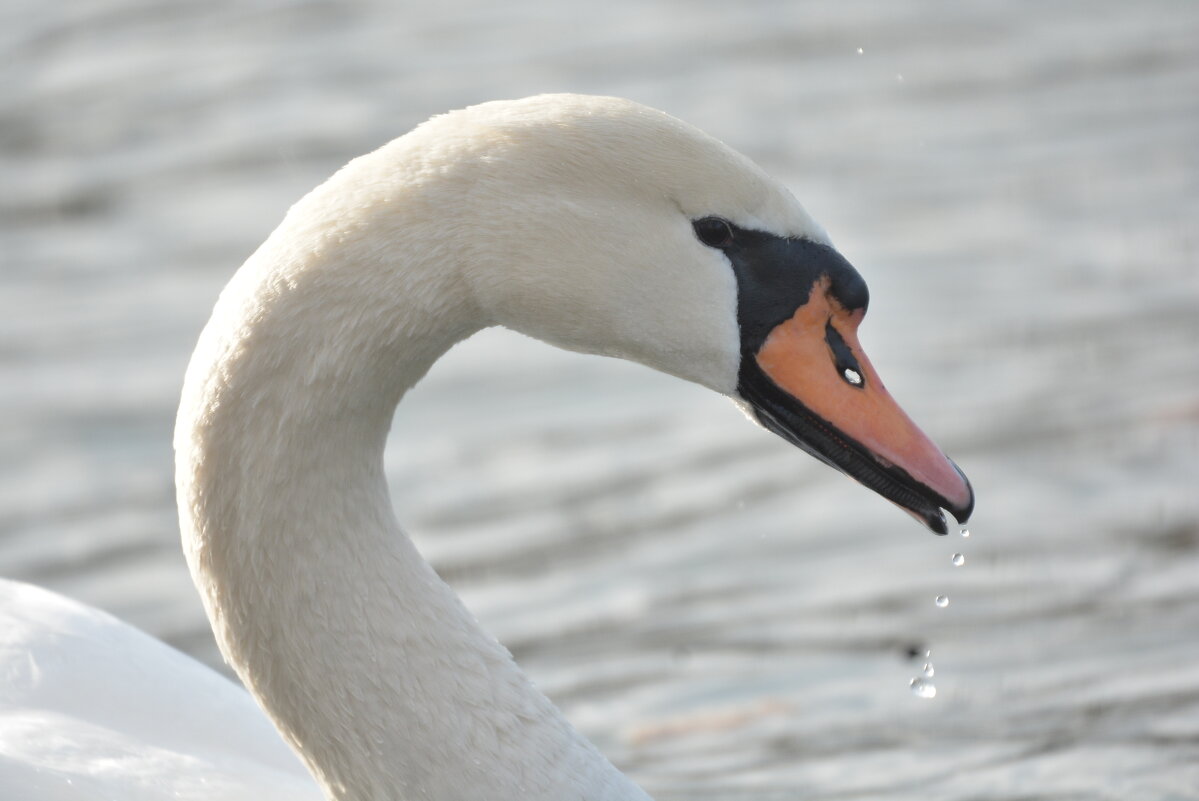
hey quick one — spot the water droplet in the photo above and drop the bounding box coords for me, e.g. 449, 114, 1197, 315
935, 594, 949, 608
843, 368, 862, 385
857, 47, 864, 54
959, 527, 971, 538
909, 677, 936, 698
951, 553, 965, 567
925, 649, 932, 659
922, 662, 935, 678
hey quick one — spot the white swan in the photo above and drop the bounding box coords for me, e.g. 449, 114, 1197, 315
0, 94, 973, 801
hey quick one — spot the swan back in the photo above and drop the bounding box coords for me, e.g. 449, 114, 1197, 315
0, 579, 319, 801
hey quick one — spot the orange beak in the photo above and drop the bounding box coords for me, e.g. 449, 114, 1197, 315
739, 277, 973, 534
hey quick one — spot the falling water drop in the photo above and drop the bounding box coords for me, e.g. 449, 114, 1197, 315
922, 662, 935, 678
951, 553, 965, 567
935, 594, 949, 608
909, 677, 936, 699
959, 527, 971, 538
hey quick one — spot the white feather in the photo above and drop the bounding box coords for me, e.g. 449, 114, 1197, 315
2, 94, 830, 801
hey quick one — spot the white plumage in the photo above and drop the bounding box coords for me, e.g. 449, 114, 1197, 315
0, 580, 319, 800
2, 95, 842, 800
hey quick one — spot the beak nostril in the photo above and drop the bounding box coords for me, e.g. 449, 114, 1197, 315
825, 322, 865, 389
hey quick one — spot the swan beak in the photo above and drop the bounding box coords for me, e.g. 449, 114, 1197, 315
737, 278, 974, 535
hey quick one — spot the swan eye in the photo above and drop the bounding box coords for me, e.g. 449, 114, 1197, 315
693, 217, 735, 249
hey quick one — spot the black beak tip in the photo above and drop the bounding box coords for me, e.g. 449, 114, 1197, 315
948, 460, 975, 525
924, 461, 974, 536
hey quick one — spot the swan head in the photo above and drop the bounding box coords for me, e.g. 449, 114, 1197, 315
401, 95, 974, 532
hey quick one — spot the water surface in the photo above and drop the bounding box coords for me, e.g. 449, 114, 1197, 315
3, 2, 1198, 798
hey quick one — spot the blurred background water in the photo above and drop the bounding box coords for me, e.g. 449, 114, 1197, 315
3, 1, 1199, 798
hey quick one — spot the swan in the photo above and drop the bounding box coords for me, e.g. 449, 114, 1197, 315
0, 94, 973, 801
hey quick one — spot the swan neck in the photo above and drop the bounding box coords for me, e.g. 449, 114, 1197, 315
175, 187, 647, 800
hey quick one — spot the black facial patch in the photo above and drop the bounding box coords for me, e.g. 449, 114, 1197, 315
715, 226, 869, 358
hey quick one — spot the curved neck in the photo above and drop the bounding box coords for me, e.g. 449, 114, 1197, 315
175, 176, 649, 800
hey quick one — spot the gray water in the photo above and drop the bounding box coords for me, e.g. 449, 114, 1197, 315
4, 1, 1199, 798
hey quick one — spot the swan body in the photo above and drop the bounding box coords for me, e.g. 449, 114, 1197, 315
1, 94, 972, 800
0, 580, 319, 800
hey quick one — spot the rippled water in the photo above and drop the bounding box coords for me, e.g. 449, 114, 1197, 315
3, 2, 1199, 798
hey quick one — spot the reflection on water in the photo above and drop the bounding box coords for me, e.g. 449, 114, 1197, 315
3, 1, 1198, 798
